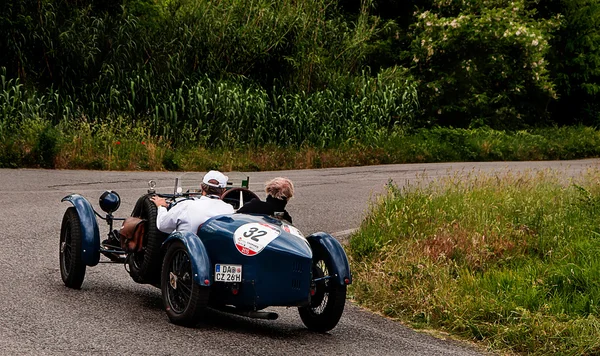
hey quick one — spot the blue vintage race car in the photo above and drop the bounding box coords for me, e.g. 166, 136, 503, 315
59, 179, 352, 332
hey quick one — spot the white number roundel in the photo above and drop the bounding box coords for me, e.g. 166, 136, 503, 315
233, 223, 280, 256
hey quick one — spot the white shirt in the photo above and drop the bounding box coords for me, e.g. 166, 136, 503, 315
156, 195, 235, 234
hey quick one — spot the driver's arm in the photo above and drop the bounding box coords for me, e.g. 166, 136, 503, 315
155, 203, 185, 233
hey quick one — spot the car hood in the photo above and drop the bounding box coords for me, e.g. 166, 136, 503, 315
199, 213, 312, 259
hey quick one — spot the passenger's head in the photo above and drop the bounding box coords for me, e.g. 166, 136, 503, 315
265, 177, 294, 200
201, 170, 229, 196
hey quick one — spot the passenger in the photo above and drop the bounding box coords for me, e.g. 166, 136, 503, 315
237, 177, 294, 224
151, 170, 234, 233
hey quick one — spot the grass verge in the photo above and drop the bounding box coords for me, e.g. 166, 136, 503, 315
348, 168, 600, 355
0, 123, 599, 170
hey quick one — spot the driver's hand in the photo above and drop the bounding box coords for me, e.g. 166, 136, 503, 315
151, 196, 168, 208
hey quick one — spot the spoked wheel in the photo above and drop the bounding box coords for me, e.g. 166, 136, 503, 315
161, 241, 209, 326
299, 245, 347, 332
129, 195, 168, 285
59, 207, 86, 289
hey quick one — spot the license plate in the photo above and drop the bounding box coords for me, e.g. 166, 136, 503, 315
214, 264, 242, 283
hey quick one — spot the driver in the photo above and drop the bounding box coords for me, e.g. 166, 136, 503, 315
150, 170, 234, 233
237, 177, 294, 223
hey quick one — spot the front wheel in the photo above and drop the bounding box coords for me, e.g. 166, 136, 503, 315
161, 241, 209, 326
59, 207, 86, 289
298, 245, 347, 332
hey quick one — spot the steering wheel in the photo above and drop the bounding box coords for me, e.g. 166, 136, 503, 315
221, 188, 260, 210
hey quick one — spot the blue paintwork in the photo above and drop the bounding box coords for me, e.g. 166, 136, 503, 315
61, 194, 100, 267
162, 231, 212, 286
59, 188, 351, 311
306, 232, 353, 286
198, 214, 313, 310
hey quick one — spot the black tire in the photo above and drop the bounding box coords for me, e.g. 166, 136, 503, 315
128, 195, 169, 285
299, 244, 347, 332
59, 207, 86, 289
161, 241, 209, 326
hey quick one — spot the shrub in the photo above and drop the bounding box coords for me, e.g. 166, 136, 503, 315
409, 0, 558, 129
541, 0, 600, 126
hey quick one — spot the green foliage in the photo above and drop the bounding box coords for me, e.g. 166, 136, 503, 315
3, 0, 600, 134
0, 0, 419, 149
1, 0, 600, 161
349, 169, 600, 354
3, 69, 600, 170
1, 0, 382, 92
0, 66, 419, 148
357, 0, 600, 129
409, 0, 558, 129
161, 150, 180, 171
544, 0, 600, 125
367, 126, 600, 163
32, 124, 60, 168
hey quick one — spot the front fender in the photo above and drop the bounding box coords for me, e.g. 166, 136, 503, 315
306, 232, 352, 286
162, 232, 212, 286
61, 194, 100, 267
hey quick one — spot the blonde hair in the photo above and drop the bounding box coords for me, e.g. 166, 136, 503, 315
265, 177, 294, 200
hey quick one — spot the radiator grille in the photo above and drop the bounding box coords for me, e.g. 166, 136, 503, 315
292, 260, 303, 273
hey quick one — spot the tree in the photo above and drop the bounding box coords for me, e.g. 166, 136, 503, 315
543, 0, 600, 125
408, 0, 558, 129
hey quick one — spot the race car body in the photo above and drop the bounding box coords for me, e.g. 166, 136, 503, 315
59, 179, 351, 331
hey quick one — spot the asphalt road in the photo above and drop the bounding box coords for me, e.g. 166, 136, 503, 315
1, 159, 598, 355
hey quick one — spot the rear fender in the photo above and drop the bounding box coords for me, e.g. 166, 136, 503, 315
61, 194, 100, 267
162, 232, 212, 287
306, 232, 352, 286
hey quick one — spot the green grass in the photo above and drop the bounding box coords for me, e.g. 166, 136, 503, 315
1, 118, 600, 170
348, 169, 600, 355
0, 68, 418, 150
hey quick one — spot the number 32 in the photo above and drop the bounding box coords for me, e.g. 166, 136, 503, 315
244, 227, 267, 241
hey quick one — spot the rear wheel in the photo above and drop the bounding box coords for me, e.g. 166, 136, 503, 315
128, 195, 168, 285
59, 207, 86, 289
298, 245, 347, 332
161, 241, 209, 326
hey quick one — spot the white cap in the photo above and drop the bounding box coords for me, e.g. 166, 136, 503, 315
202, 170, 228, 188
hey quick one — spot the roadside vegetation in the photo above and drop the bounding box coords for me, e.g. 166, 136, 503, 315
1, 0, 599, 169
2, 112, 600, 170
349, 169, 600, 355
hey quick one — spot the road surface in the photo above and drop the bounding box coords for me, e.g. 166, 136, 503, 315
1, 159, 597, 355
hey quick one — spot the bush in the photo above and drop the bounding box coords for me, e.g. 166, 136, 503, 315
542, 0, 600, 126
32, 124, 60, 168
409, 0, 558, 129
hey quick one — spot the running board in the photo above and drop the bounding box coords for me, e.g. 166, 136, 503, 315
215, 306, 279, 320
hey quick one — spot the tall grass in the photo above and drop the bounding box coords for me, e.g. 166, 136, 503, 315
349, 169, 600, 354
2, 0, 414, 148
2, 74, 600, 170
0, 67, 418, 148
